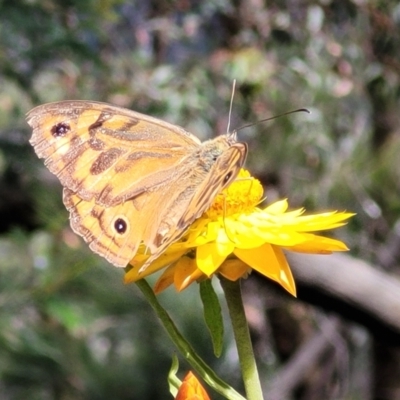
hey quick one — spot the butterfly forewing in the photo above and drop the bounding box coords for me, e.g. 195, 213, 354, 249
28, 101, 201, 205
137, 139, 247, 271
178, 142, 247, 229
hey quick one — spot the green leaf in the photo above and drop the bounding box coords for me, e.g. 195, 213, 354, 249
168, 354, 181, 398
200, 280, 224, 357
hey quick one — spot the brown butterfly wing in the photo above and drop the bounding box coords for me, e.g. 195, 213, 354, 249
63, 187, 174, 267
61, 150, 216, 267
28, 101, 201, 206
176, 142, 248, 230
63, 139, 246, 269
138, 140, 248, 271
28, 101, 248, 269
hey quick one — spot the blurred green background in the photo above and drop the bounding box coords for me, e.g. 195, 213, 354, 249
1, 1, 400, 399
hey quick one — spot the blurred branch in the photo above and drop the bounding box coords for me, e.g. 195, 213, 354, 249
287, 252, 400, 343
375, 219, 400, 270
264, 316, 343, 400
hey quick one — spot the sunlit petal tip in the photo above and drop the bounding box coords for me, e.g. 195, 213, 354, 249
173, 257, 204, 292
175, 271, 204, 292
264, 198, 289, 214
278, 268, 297, 297
176, 276, 197, 292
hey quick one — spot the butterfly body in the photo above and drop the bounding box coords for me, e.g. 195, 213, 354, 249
27, 101, 247, 270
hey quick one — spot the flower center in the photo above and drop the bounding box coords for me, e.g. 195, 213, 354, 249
205, 169, 263, 219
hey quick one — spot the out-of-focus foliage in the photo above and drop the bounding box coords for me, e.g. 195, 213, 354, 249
1, 0, 400, 399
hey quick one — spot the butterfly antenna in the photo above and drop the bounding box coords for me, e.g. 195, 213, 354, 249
235, 108, 310, 133
227, 79, 236, 134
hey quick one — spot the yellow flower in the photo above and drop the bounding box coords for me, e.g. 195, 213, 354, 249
125, 169, 354, 296
175, 371, 211, 400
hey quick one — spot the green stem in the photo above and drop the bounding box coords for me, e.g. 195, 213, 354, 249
135, 279, 245, 400
219, 277, 264, 400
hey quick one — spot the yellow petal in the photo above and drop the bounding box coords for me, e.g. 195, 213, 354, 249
254, 228, 309, 247
174, 257, 204, 292
224, 219, 267, 248
286, 234, 349, 253
123, 167, 353, 297
234, 244, 296, 296
264, 199, 289, 214
271, 246, 297, 296
218, 259, 251, 281
282, 211, 356, 232
154, 264, 176, 294
196, 240, 234, 276
186, 220, 220, 246
125, 248, 186, 284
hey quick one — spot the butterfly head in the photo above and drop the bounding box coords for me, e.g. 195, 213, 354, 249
199, 134, 247, 190
226, 129, 238, 143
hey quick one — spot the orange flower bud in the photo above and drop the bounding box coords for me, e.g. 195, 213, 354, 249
175, 372, 211, 400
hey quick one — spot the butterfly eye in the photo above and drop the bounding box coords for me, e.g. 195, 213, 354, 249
51, 122, 71, 137
223, 171, 233, 185
114, 218, 128, 234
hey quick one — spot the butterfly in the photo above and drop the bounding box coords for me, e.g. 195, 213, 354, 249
27, 101, 247, 271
